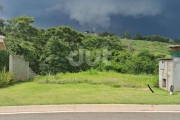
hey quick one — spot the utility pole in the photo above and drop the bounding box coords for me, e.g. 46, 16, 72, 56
0, 5, 3, 19
93, 28, 96, 33
0, 5, 4, 35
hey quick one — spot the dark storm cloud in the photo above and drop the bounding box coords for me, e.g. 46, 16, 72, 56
46, 0, 164, 28
0, 0, 68, 27
1, 0, 56, 19
1, 0, 164, 26
0, 0, 180, 38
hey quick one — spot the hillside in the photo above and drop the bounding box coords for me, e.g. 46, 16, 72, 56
121, 39, 171, 57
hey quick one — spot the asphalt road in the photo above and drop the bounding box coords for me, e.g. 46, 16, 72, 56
0, 112, 180, 120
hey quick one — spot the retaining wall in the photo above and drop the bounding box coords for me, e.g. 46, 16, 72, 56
9, 55, 36, 81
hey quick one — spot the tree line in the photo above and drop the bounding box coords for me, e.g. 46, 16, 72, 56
0, 16, 166, 75
99, 31, 172, 43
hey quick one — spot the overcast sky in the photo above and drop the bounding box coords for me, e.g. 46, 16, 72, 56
0, 0, 180, 39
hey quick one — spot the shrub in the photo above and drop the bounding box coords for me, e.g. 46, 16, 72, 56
0, 67, 16, 88
0, 50, 10, 71
109, 83, 122, 88
88, 68, 99, 75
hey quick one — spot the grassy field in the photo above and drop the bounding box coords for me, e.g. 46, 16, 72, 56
34, 71, 158, 88
121, 39, 171, 57
0, 82, 180, 106
0, 71, 180, 106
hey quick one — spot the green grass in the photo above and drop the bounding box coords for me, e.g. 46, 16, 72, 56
0, 82, 180, 106
34, 71, 158, 88
121, 39, 171, 57
0, 72, 179, 106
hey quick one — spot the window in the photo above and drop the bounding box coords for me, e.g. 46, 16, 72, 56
163, 79, 166, 88
160, 60, 165, 70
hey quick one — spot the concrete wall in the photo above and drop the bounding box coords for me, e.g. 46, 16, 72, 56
9, 55, 36, 81
29, 68, 36, 79
167, 60, 173, 91
173, 59, 180, 91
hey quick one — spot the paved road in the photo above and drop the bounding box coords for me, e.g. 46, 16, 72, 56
0, 112, 180, 120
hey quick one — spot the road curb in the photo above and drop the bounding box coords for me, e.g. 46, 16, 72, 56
0, 104, 180, 114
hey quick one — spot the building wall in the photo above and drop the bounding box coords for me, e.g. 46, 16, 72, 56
9, 55, 36, 81
159, 60, 173, 91
167, 60, 173, 91
159, 58, 180, 92
172, 59, 180, 91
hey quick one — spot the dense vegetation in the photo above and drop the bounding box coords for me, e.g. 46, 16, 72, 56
99, 31, 172, 43
0, 50, 9, 71
0, 16, 172, 75
133, 33, 171, 43
0, 67, 16, 88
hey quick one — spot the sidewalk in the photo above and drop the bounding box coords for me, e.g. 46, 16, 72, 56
1, 104, 180, 113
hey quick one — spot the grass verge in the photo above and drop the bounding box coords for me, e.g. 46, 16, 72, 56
0, 72, 179, 106
0, 82, 179, 106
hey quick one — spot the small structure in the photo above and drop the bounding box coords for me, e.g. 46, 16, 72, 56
0, 35, 6, 50
159, 45, 180, 91
9, 55, 36, 81
84, 31, 90, 34
84, 30, 96, 35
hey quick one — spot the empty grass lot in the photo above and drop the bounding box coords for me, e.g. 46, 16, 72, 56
121, 39, 171, 57
0, 71, 180, 106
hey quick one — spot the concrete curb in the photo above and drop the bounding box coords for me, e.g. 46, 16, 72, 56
0, 105, 180, 113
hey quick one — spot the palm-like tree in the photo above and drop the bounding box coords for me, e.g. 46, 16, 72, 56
0, 5, 4, 35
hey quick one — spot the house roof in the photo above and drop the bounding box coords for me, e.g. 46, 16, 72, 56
159, 58, 173, 60
169, 45, 180, 51
0, 35, 5, 39
169, 45, 180, 48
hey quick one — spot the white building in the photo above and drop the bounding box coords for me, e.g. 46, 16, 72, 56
159, 45, 180, 91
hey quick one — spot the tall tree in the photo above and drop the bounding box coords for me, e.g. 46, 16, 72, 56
4, 16, 40, 73
0, 19, 5, 35
134, 33, 142, 40
123, 31, 131, 39
0, 5, 3, 35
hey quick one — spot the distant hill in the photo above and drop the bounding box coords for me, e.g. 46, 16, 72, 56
121, 39, 171, 57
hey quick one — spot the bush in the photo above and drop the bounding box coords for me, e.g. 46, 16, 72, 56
131, 50, 159, 74
88, 68, 99, 75
0, 67, 16, 88
0, 50, 10, 71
